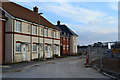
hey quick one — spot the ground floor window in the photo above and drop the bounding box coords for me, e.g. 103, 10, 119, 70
33, 44, 37, 52
16, 43, 21, 53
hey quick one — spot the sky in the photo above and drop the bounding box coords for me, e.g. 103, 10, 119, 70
9, 0, 118, 45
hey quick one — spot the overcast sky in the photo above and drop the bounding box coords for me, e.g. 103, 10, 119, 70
10, 0, 118, 45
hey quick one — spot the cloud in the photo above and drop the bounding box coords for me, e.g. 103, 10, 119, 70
77, 31, 118, 45
40, 2, 117, 26
109, 2, 118, 11
41, 2, 106, 24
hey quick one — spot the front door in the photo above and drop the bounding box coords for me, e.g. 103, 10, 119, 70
22, 45, 27, 61
47, 46, 51, 58
56, 46, 59, 56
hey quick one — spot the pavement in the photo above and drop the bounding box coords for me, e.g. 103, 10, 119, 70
1, 56, 110, 79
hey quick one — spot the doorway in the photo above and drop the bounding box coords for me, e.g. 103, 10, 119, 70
22, 45, 27, 61
47, 45, 51, 58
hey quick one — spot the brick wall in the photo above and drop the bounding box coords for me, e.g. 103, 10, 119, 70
60, 37, 69, 55
0, 21, 5, 64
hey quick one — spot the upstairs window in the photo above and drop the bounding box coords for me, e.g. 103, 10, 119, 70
16, 21, 21, 32
32, 26, 37, 35
44, 29, 48, 37
28, 24, 31, 32
41, 28, 44, 35
53, 31, 56, 38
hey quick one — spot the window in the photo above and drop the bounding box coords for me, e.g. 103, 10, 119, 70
45, 45, 48, 52
51, 30, 53, 37
32, 26, 37, 35
28, 24, 31, 32
41, 28, 43, 35
58, 32, 60, 38
56, 32, 58, 38
44, 29, 48, 37
53, 31, 56, 38
16, 43, 21, 53
63, 45, 65, 50
67, 45, 69, 50
33, 44, 37, 52
16, 21, 21, 32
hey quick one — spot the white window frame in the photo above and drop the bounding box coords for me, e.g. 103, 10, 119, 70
33, 44, 37, 52
44, 29, 48, 37
16, 21, 21, 32
32, 26, 37, 35
28, 24, 31, 32
41, 28, 43, 35
16, 43, 21, 53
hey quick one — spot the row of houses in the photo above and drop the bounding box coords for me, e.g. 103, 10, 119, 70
0, 1, 78, 64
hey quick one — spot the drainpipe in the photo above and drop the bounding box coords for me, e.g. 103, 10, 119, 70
3, 19, 6, 64
13, 19, 15, 63
43, 27, 45, 58
52, 30, 54, 58
30, 24, 32, 61
38, 18, 40, 59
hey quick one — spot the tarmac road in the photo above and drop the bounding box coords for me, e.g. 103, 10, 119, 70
2, 56, 109, 78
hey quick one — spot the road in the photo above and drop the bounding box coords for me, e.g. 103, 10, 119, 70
2, 56, 109, 78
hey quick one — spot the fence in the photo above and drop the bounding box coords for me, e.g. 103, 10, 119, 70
79, 41, 120, 79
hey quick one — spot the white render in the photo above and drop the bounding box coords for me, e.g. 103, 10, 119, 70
2, 8, 61, 63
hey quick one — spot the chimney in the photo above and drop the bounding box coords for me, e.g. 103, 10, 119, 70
33, 6, 38, 13
57, 20, 60, 25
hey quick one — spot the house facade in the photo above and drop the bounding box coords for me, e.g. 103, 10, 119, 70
56, 21, 78, 55
0, 2, 60, 64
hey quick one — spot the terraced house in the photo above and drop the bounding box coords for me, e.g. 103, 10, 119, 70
0, 1, 60, 64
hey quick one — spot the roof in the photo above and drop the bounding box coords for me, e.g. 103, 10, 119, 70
56, 24, 78, 36
0, 1, 60, 30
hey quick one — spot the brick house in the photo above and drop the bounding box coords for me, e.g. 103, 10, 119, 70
56, 21, 78, 55
0, 1, 61, 64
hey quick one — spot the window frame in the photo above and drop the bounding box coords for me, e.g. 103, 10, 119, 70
44, 29, 48, 37
16, 21, 22, 32
28, 24, 31, 32
32, 25, 37, 35
16, 43, 21, 53
41, 28, 44, 35
33, 44, 37, 52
